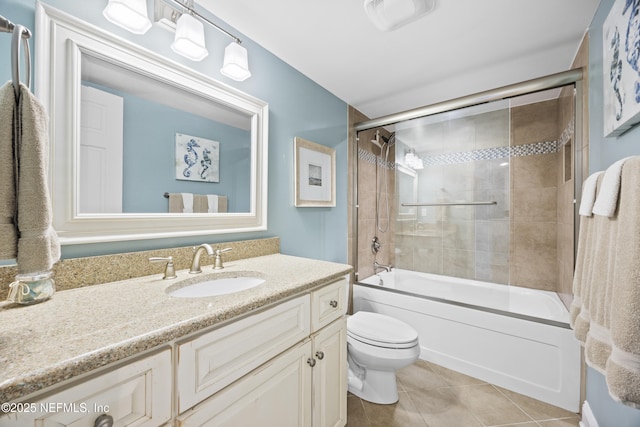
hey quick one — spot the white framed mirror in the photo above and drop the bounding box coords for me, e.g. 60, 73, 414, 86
35, 2, 268, 244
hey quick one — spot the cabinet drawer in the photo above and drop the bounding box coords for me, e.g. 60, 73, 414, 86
177, 295, 310, 412
311, 277, 348, 332
0, 350, 172, 427
177, 341, 312, 427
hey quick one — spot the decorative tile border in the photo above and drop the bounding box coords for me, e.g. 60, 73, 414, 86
358, 119, 575, 168
358, 147, 396, 170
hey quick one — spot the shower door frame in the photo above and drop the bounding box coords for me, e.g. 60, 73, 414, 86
350, 68, 585, 284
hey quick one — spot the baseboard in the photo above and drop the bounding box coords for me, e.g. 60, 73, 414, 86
579, 401, 599, 427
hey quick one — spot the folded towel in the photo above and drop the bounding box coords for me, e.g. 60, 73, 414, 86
605, 156, 640, 407
207, 194, 218, 213
592, 157, 633, 217
15, 84, 60, 273
0, 82, 17, 259
181, 192, 193, 213
579, 171, 604, 216
168, 193, 183, 213
193, 194, 208, 213
571, 156, 640, 408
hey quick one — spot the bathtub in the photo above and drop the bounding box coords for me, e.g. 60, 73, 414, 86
354, 269, 581, 412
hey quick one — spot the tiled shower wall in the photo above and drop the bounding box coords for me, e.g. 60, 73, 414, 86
510, 99, 560, 290
348, 107, 396, 280
394, 108, 511, 283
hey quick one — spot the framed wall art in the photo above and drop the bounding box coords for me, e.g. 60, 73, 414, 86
175, 133, 220, 182
294, 137, 336, 207
603, 0, 640, 137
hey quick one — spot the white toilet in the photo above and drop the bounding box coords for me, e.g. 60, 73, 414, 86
347, 311, 420, 404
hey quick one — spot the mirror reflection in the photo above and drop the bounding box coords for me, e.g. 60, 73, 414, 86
79, 54, 252, 214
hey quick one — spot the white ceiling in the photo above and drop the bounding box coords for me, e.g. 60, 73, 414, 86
199, 0, 601, 120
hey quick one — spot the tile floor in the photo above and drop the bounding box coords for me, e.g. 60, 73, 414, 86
347, 360, 581, 427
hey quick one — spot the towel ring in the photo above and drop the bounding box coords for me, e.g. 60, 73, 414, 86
11, 23, 31, 99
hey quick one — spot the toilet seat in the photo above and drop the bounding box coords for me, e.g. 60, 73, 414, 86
347, 311, 418, 349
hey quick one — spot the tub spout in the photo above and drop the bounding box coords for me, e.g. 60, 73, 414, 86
374, 261, 392, 273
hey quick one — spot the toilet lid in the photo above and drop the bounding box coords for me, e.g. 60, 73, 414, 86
347, 311, 418, 349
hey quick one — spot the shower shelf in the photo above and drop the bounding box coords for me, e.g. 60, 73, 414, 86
401, 201, 497, 207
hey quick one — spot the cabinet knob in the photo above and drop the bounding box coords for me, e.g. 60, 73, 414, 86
315, 351, 325, 360
94, 414, 114, 427
307, 357, 316, 367
329, 300, 338, 308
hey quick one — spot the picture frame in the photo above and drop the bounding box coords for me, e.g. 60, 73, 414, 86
603, 0, 640, 137
175, 133, 220, 182
294, 137, 336, 207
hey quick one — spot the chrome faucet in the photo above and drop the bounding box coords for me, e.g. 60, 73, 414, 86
373, 261, 393, 273
190, 244, 214, 274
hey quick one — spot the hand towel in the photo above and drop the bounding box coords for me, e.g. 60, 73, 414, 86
207, 194, 219, 213
579, 171, 604, 216
592, 157, 633, 217
193, 194, 208, 213
0, 82, 17, 259
168, 193, 183, 213
15, 84, 60, 273
181, 192, 193, 213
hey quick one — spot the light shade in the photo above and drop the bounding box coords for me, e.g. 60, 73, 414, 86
171, 13, 208, 62
364, 0, 435, 31
103, 0, 152, 35
220, 41, 251, 81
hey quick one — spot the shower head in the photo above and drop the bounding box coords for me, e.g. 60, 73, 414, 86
371, 131, 396, 149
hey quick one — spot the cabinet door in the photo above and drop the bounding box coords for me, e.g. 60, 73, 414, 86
312, 318, 347, 427
177, 295, 310, 412
177, 341, 313, 427
0, 350, 172, 427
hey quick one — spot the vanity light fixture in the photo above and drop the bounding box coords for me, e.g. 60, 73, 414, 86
103, 0, 152, 34
404, 148, 424, 170
220, 41, 251, 81
171, 12, 208, 61
364, 0, 435, 31
103, 0, 252, 80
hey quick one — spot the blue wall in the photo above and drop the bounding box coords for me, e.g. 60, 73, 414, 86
588, 0, 640, 426
0, 0, 348, 263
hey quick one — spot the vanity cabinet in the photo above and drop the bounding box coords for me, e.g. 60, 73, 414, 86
0, 276, 348, 427
177, 277, 348, 427
0, 350, 172, 427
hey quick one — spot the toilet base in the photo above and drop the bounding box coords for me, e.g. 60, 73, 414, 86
348, 368, 399, 404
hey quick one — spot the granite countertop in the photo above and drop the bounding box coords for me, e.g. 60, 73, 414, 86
0, 254, 352, 403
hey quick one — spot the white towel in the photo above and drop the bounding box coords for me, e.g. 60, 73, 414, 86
207, 194, 219, 213
592, 157, 633, 217
579, 171, 604, 216
181, 193, 193, 213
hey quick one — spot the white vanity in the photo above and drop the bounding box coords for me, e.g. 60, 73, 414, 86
0, 254, 351, 427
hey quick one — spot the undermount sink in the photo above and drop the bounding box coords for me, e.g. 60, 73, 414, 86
167, 274, 266, 298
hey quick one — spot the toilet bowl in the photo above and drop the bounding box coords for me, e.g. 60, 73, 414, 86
347, 311, 420, 404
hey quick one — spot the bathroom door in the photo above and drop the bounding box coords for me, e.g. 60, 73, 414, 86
79, 85, 124, 213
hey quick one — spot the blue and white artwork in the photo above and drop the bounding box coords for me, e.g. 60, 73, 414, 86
175, 133, 220, 182
603, 0, 640, 137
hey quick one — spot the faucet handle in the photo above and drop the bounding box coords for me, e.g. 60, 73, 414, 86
149, 256, 177, 280
213, 248, 232, 270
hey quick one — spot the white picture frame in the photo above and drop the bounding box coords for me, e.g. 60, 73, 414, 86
294, 137, 335, 207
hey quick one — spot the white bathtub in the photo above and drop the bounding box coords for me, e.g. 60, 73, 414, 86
354, 269, 581, 412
